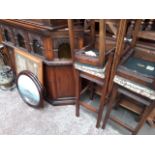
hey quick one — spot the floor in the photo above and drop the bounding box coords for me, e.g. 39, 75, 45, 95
0, 88, 155, 135
0, 89, 120, 135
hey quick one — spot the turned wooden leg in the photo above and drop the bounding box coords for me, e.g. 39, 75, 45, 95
75, 70, 81, 117
132, 101, 155, 135
102, 84, 118, 129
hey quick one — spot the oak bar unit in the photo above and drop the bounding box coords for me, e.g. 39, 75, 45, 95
0, 19, 83, 105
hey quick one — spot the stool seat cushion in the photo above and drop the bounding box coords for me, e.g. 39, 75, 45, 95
123, 57, 155, 77
114, 75, 155, 100
74, 62, 105, 79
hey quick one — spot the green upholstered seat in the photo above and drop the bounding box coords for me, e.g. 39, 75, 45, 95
124, 57, 155, 77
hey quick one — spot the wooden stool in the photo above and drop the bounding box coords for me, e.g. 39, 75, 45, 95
68, 19, 127, 128
102, 20, 155, 134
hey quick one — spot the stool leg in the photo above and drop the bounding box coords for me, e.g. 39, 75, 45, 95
96, 97, 106, 128
96, 84, 114, 128
132, 102, 155, 135
90, 82, 95, 100
75, 71, 81, 117
102, 84, 118, 129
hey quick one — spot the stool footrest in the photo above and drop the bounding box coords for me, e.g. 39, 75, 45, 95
79, 101, 98, 113
118, 87, 151, 106
110, 115, 135, 132
80, 73, 104, 86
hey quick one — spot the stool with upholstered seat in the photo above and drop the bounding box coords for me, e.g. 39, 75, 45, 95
102, 20, 155, 134
68, 19, 127, 128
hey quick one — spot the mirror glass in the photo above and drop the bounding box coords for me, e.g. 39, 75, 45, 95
17, 74, 40, 105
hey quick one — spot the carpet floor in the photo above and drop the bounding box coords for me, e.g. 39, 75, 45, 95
0, 89, 120, 135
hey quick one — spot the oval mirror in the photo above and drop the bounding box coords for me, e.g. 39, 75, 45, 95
16, 70, 43, 107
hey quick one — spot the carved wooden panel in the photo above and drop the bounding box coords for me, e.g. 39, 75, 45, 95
53, 38, 70, 58
13, 28, 30, 51
52, 36, 81, 59
1, 24, 15, 45
28, 32, 44, 56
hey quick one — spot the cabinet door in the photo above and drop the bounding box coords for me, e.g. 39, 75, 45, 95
44, 63, 75, 102
54, 65, 75, 98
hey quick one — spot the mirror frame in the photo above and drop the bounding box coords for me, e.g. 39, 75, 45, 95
16, 70, 44, 108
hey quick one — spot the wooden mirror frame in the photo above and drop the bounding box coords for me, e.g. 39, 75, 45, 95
16, 70, 44, 108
